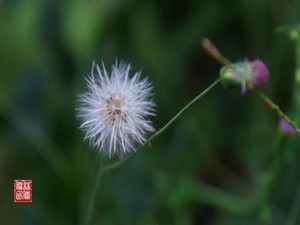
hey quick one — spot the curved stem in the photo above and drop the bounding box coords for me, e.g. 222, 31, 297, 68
85, 157, 105, 225
103, 78, 220, 172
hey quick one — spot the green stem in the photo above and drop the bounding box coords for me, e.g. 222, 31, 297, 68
85, 158, 105, 225
285, 184, 300, 225
103, 78, 221, 172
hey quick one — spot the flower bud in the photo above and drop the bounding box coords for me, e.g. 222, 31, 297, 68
219, 59, 269, 92
279, 118, 296, 135
220, 62, 251, 89
249, 59, 269, 87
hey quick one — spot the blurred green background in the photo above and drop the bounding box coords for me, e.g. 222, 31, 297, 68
1, 0, 300, 224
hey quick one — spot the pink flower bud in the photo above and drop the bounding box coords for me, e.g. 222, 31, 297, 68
279, 118, 296, 135
249, 59, 269, 87
220, 59, 269, 93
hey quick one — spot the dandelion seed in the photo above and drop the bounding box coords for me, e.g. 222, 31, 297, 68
77, 60, 155, 158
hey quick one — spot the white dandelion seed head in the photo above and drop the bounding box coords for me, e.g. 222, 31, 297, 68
77, 60, 155, 158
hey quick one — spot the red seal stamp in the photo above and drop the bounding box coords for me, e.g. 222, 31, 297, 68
14, 180, 32, 203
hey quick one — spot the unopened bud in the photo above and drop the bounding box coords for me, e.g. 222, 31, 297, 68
249, 59, 269, 87
279, 118, 296, 135
219, 59, 269, 93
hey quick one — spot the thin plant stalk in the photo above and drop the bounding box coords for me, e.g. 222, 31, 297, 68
255, 90, 300, 134
85, 157, 105, 225
103, 78, 220, 172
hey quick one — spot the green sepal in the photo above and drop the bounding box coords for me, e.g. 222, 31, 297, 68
219, 62, 251, 89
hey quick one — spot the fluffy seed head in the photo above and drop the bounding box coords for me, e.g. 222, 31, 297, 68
77, 60, 155, 158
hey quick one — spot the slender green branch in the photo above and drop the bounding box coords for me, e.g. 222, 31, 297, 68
103, 78, 221, 172
255, 90, 300, 134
